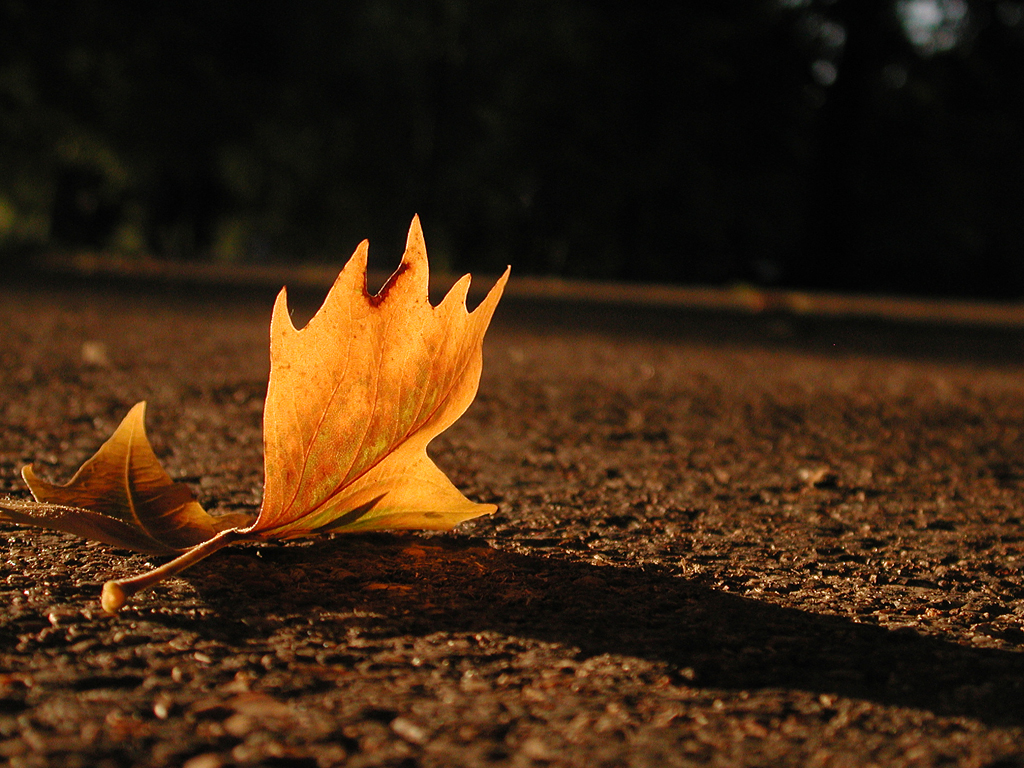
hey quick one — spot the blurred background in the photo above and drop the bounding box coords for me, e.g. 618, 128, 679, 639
2, 0, 1023, 297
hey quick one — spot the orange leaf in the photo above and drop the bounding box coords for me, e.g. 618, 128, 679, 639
251, 215, 508, 539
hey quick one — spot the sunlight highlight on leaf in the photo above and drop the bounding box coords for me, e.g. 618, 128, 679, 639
251, 215, 509, 538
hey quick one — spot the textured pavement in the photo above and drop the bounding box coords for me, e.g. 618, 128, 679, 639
2, 274, 1024, 767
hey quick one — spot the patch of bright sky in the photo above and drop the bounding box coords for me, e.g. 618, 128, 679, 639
896, 0, 969, 54
779, 0, 977, 56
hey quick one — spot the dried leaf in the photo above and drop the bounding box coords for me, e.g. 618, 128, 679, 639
252, 215, 506, 538
3, 402, 248, 553
3, 217, 508, 613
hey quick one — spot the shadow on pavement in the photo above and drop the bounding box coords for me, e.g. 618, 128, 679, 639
180, 533, 1024, 728
11, 274, 1024, 365
494, 297, 1024, 366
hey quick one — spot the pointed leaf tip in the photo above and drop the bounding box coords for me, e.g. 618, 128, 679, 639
387, 215, 430, 302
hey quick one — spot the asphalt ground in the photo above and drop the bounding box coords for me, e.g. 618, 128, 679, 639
2, 271, 1024, 767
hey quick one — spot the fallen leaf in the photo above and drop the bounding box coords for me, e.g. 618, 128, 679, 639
2, 216, 508, 612
3, 402, 248, 553
253, 214, 504, 538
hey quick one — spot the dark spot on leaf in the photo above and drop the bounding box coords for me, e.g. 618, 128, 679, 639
367, 261, 411, 307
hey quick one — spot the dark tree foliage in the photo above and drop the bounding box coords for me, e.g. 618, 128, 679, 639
796, 0, 1024, 296
1, 0, 1022, 296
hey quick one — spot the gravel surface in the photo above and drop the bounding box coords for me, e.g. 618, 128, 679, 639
3, 276, 1024, 767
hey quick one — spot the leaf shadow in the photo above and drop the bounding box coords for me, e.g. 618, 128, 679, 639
182, 533, 1024, 727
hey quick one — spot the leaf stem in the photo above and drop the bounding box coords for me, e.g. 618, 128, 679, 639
101, 528, 252, 613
